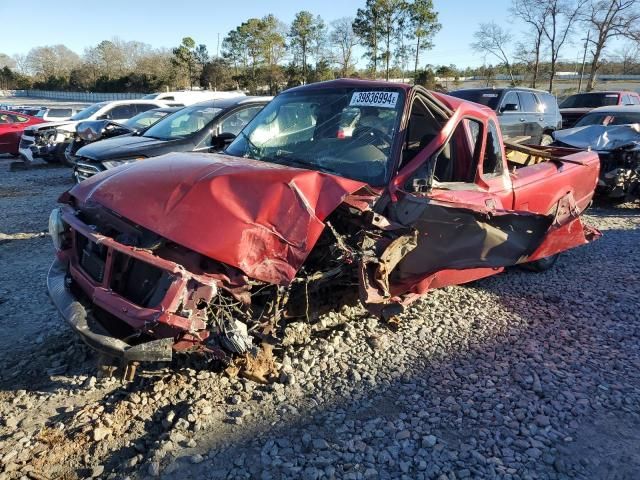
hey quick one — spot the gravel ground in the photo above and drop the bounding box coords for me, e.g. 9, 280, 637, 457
0, 153, 639, 480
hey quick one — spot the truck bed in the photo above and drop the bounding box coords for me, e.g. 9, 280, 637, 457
505, 141, 600, 214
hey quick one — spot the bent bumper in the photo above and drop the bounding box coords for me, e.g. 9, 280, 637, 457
18, 147, 34, 163
47, 258, 173, 362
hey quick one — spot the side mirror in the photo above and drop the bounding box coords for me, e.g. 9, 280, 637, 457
500, 103, 519, 113
96, 114, 110, 120
210, 132, 236, 151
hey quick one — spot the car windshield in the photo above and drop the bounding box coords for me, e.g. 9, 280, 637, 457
71, 103, 106, 121
124, 110, 171, 130
224, 87, 405, 186
448, 90, 501, 110
574, 111, 640, 127
560, 93, 619, 108
143, 104, 222, 140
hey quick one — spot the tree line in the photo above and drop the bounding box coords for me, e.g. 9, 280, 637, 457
2, 0, 640, 94
0, 1, 440, 94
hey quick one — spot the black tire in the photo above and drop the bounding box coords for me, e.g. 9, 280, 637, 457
540, 134, 553, 146
62, 143, 77, 167
521, 253, 560, 272
53, 143, 73, 166
42, 156, 60, 164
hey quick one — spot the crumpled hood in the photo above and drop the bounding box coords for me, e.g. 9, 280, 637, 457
69, 152, 367, 284
26, 120, 77, 133
76, 120, 132, 142
553, 123, 640, 151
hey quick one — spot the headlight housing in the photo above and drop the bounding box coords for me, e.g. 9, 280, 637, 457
48, 208, 68, 251
102, 158, 143, 169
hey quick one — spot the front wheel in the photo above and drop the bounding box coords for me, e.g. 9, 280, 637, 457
62, 143, 77, 167
521, 253, 560, 272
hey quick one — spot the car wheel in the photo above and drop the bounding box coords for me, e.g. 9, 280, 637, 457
521, 253, 560, 272
61, 142, 76, 168
540, 134, 553, 146
42, 156, 60, 164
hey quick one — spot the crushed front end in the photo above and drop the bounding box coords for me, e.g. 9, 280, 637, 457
47, 194, 368, 364
20, 125, 74, 163
597, 147, 640, 198
48, 203, 222, 361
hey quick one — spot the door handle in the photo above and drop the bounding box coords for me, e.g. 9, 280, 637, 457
519, 118, 526, 122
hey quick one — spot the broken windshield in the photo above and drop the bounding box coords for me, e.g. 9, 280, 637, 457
224, 87, 405, 186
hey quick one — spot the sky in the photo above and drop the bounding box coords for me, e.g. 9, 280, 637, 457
0, 0, 620, 69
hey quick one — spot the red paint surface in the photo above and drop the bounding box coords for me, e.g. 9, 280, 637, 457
70, 153, 365, 285
0, 111, 44, 155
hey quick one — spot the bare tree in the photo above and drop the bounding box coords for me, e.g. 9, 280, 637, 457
616, 41, 639, 73
583, 0, 640, 91
511, 0, 549, 88
471, 22, 515, 83
26, 45, 80, 79
543, 0, 585, 92
11, 54, 28, 75
330, 17, 358, 77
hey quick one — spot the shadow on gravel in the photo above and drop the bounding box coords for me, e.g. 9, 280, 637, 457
0, 331, 95, 393
83, 228, 638, 479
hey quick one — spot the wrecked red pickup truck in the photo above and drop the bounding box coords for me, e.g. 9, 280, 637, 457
47, 79, 600, 364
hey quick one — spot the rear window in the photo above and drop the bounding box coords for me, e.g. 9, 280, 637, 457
574, 111, 640, 127
559, 93, 620, 108
448, 90, 501, 110
48, 108, 72, 118
536, 93, 557, 113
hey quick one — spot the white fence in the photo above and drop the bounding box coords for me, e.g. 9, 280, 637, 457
8, 90, 147, 102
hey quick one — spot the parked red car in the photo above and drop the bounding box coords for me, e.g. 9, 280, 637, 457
0, 110, 44, 156
47, 79, 601, 366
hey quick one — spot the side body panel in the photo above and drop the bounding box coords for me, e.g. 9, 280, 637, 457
363, 94, 600, 310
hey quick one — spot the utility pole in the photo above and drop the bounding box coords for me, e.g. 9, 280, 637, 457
578, 31, 590, 93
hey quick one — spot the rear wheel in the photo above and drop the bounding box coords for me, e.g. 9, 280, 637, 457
521, 253, 560, 272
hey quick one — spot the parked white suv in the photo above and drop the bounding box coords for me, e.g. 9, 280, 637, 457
34, 107, 80, 122
141, 90, 245, 105
19, 99, 167, 164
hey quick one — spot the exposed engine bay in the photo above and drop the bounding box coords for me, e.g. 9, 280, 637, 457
553, 124, 640, 198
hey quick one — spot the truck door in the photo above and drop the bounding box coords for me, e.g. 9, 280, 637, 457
497, 91, 525, 140
378, 117, 549, 289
